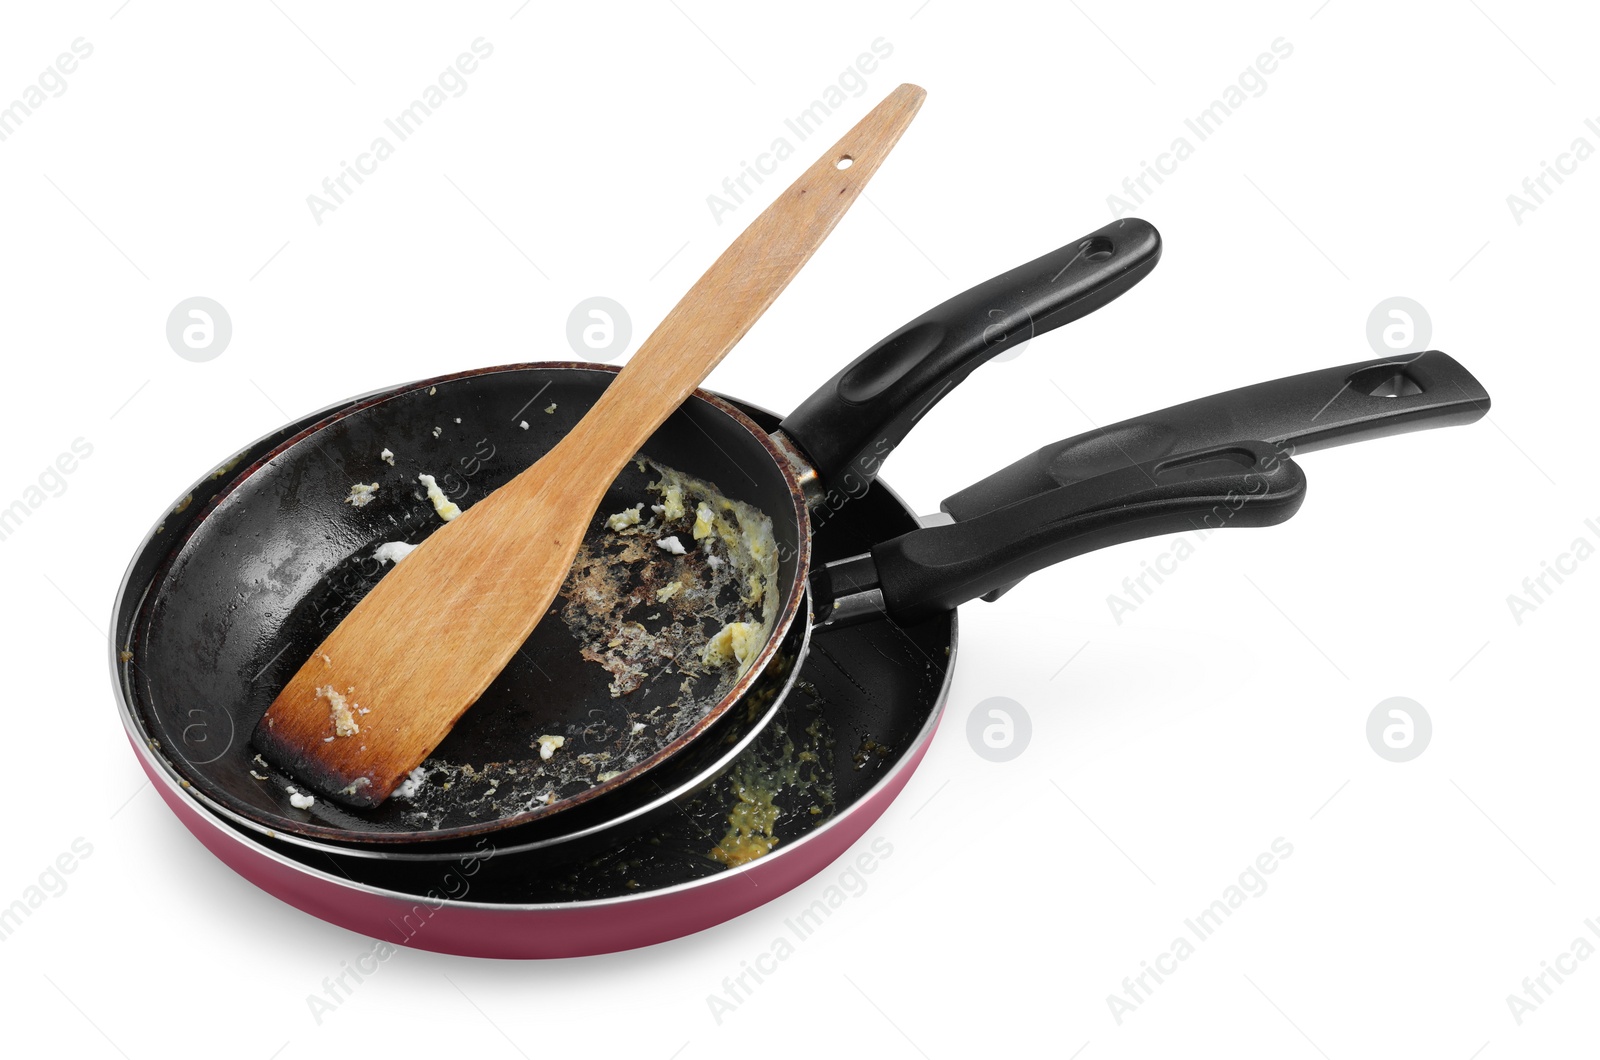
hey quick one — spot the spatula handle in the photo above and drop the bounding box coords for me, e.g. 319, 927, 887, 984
560, 83, 927, 466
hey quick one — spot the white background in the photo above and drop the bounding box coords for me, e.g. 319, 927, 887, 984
1, 1, 1594, 1057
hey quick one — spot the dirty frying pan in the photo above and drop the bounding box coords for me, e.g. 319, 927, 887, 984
115, 346, 1490, 957
119, 219, 1164, 853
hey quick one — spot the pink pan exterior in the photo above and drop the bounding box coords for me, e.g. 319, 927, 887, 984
133, 716, 939, 958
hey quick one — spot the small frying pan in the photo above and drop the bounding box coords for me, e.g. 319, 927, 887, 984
122, 219, 1163, 849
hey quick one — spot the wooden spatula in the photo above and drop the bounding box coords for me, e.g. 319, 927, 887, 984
253, 83, 926, 807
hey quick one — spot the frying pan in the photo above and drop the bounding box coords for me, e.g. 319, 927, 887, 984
117, 421, 955, 957
114, 352, 1489, 956
118, 219, 1164, 852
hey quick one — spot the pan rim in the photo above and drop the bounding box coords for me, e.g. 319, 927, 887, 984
111, 362, 812, 846
115, 477, 955, 912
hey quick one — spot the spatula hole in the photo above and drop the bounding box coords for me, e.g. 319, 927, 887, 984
835, 155, 854, 170
1081, 236, 1113, 262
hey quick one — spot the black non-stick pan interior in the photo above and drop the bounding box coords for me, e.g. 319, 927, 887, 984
121, 364, 806, 844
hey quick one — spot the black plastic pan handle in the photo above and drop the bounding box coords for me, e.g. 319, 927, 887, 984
813, 441, 1306, 628
778, 217, 1162, 493
815, 352, 1491, 627
942, 350, 1489, 521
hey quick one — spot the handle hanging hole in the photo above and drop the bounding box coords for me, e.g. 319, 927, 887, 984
1081, 235, 1114, 262
1350, 365, 1425, 398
